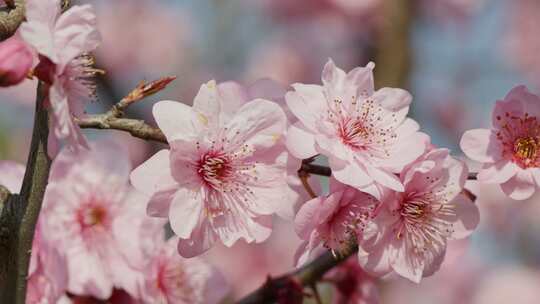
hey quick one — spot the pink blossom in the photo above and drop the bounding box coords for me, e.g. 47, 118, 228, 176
358, 148, 479, 283
285, 59, 428, 199
0, 36, 33, 87
294, 180, 379, 266
20, 0, 101, 152
131, 80, 289, 257
41, 142, 165, 299
26, 221, 69, 304
141, 238, 229, 304
325, 257, 379, 304
460, 85, 540, 200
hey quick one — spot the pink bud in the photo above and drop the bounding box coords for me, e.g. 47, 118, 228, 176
0, 36, 33, 87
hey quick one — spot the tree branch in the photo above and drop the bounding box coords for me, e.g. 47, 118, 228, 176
76, 77, 174, 144
0, 82, 51, 303
236, 246, 358, 304
0, 0, 25, 41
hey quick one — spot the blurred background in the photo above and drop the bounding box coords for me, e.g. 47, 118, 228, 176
3, 0, 540, 303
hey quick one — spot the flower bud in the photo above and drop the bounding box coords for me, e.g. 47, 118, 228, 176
0, 36, 33, 87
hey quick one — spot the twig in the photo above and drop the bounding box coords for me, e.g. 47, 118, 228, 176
0, 0, 25, 41
76, 77, 174, 143
77, 116, 166, 143
236, 246, 358, 304
0, 82, 52, 303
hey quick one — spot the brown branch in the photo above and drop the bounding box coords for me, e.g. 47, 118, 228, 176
0, 82, 52, 303
0, 0, 25, 41
76, 115, 166, 143
236, 246, 358, 304
76, 77, 175, 144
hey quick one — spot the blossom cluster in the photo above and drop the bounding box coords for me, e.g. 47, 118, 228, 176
1, 0, 539, 303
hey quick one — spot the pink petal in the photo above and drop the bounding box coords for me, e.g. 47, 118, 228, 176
130, 149, 175, 196
193, 80, 221, 127
330, 156, 373, 189
49, 82, 89, 150
322, 58, 347, 89
177, 218, 217, 258
286, 85, 326, 130
372, 87, 412, 111
492, 97, 524, 129
390, 239, 424, 283
357, 232, 394, 277
54, 4, 100, 70
286, 122, 317, 159
365, 164, 404, 192
294, 197, 325, 239
224, 99, 286, 151
19, 0, 59, 62
168, 189, 203, 239
477, 160, 518, 184
146, 185, 178, 218
501, 169, 537, 200
152, 100, 205, 142
460, 129, 501, 163
448, 194, 480, 239
217, 81, 250, 121
344, 62, 375, 96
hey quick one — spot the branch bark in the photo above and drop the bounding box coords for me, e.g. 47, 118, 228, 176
0, 0, 24, 41
0, 82, 51, 303
237, 246, 358, 304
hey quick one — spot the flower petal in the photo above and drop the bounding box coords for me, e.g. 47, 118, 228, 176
372, 87, 412, 112
177, 218, 217, 258
152, 100, 205, 142
169, 189, 204, 239
447, 194, 480, 240
286, 122, 317, 159
477, 160, 518, 184
460, 129, 501, 163
130, 149, 175, 196
54, 4, 100, 70
500, 169, 537, 200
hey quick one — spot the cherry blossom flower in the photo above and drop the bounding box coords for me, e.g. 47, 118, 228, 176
141, 238, 229, 304
324, 257, 379, 304
26, 221, 69, 304
20, 0, 101, 152
461, 85, 540, 200
0, 36, 33, 87
131, 80, 288, 258
285, 59, 428, 199
41, 142, 165, 299
358, 148, 479, 283
294, 180, 379, 266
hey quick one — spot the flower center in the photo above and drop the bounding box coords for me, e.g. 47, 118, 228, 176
513, 136, 538, 164
78, 206, 107, 228
338, 118, 371, 149
197, 152, 232, 189
394, 194, 455, 255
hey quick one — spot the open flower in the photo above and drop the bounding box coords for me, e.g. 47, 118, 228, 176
358, 148, 479, 283
41, 142, 165, 299
131, 80, 288, 258
461, 85, 540, 200
294, 180, 379, 266
20, 0, 101, 152
141, 238, 229, 304
285, 59, 428, 199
